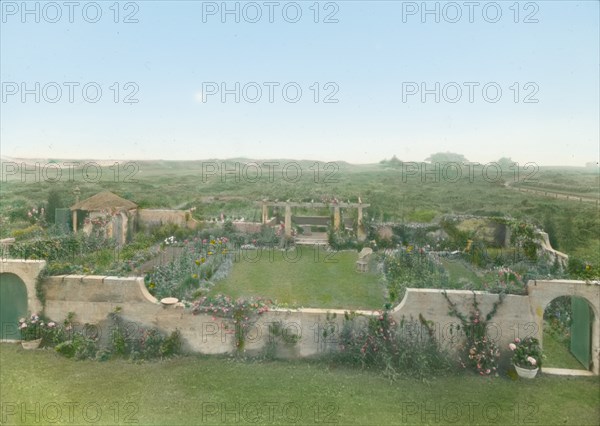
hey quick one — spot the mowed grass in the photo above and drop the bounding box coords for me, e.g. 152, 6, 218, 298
440, 258, 484, 288
543, 328, 587, 370
211, 246, 384, 309
1, 343, 599, 425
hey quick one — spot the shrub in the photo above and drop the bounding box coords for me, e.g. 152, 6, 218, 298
443, 291, 505, 377
332, 311, 453, 381
383, 249, 449, 302
55, 335, 98, 360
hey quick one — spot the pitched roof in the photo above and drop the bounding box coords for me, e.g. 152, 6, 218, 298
70, 191, 137, 211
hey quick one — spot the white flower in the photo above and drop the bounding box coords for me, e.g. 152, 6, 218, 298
509, 343, 516, 351
19, 323, 27, 329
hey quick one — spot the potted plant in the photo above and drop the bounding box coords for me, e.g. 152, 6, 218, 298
509, 337, 543, 378
18, 313, 45, 349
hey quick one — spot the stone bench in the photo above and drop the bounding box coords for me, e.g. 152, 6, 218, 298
355, 247, 373, 272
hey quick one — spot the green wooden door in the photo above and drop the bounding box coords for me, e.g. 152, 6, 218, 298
570, 297, 592, 369
0, 273, 28, 340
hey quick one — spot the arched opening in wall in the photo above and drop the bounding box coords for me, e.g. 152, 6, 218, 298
0, 273, 28, 341
543, 295, 594, 371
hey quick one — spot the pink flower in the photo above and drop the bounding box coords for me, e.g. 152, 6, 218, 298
48, 322, 56, 328
19, 323, 27, 329
514, 337, 521, 343
527, 356, 537, 366
509, 343, 516, 351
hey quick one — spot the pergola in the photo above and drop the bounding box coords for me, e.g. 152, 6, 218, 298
257, 199, 370, 239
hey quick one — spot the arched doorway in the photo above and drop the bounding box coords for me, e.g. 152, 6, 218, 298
0, 273, 28, 340
543, 295, 595, 370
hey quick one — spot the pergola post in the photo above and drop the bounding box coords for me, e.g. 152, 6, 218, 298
72, 210, 78, 233
262, 202, 268, 224
357, 205, 366, 241
285, 203, 292, 237
333, 206, 341, 231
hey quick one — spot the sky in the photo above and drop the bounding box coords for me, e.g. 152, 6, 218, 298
1, 0, 599, 166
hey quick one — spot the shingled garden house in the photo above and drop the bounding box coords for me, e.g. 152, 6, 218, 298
70, 191, 137, 245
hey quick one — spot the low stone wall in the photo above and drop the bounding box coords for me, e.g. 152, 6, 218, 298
138, 209, 198, 229
41, 275, 536, 359
3, 258, 597, 373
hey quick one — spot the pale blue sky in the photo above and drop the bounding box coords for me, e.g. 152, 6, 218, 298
1, 0, 598, 165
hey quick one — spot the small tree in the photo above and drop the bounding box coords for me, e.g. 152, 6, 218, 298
46, 190, 63, 225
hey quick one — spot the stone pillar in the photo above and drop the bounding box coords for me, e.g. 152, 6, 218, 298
72, 210, 77, 233
333, 206, 340, 231
262, 203, 268, 224
285, 203, 292, 237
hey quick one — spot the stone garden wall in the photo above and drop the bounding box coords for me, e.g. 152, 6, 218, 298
2, 260, 598, 373
42, 275, 536, 359
137, 209, 198, 229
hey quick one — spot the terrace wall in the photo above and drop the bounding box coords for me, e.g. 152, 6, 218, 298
2, 260, 598, 373
41, 275, 536, 359
138, 209, 198, 229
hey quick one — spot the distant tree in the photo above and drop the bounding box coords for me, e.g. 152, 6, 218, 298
46, 190, 63, 224
497, 157, 517, 170
425, 152, 467, 163
380, 155, 402, 166
389, 155, 401, 165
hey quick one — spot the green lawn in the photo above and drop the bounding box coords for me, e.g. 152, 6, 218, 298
543, 328, 586, 370
440, 258, 484, 288
1, 343, 599, 425
211, 246, 385, 309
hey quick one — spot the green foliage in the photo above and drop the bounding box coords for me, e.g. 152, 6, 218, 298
383, 249, 449, 302
543, 296, 572, 347
407, 209, 437, 223
425, 152, 468, 163
508, 337, 543, 369
45, 190, 63, 224
55, 334, 98, 360
145, 236, 231, 300
192, 294, 270, 352
327, 227, 362, 250
44, 312, 182, 361
9, 233, 115, 262
443, 291, 505, 376
332, 312, 453, 381
12, 224, 45, 239
269, 320, 301, 345
567, 257, 598, 280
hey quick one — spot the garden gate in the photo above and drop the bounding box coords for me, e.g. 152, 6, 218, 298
0, 273, 28, 340
570, 296, 593, 369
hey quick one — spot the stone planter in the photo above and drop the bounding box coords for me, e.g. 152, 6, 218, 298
21, 338, 42, 350
515, 365, 539, 379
